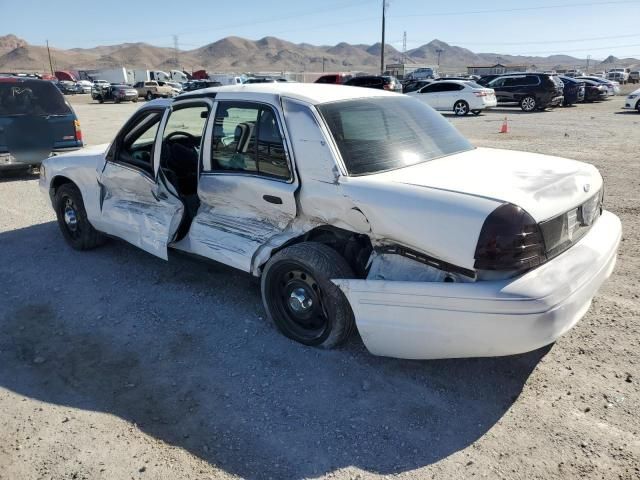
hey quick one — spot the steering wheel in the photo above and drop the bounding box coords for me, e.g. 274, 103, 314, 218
165, 131, 197, 143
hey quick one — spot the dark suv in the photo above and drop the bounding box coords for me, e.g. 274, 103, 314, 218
0, 77, 83, 172
487, 73, 564, 112
344, 75, 402, 92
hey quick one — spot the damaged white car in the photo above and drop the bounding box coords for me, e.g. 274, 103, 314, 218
40, 83, 621, 359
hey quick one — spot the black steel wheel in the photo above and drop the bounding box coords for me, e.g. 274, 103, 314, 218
261, 242, 355, 348
54, 183, 105, 250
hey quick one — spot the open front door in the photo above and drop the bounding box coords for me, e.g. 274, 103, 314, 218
98, 106, 185, 260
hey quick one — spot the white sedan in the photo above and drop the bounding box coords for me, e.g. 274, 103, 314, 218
40, 83, 620, 360
623, 87, 640, 112
406, 80, 497, 115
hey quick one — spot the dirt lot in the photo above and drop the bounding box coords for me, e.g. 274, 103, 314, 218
1, 91, 639, 480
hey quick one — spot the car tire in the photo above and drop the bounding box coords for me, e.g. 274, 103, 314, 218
471, 110, 481, 115
145, 91, 153, 101
54, 183, 105, 250
453, 100, 470, 116
133, 97, 139, 103
97, 96, 104, 104
115, 98, 121, 104
520, 95, 537, 112
261, 242, 355, 349
636, 100, 640, 113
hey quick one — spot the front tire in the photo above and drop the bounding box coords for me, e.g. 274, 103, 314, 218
520, 95, 537, 112
261, 242, 355, 348
97, 96, 104, 104
453, 100, 470, 116
145, 91, 154, 101
54, 184, 105, 250
636, 100, 640, 113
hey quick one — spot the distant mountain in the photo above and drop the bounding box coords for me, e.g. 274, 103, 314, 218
1, 34, 638, 74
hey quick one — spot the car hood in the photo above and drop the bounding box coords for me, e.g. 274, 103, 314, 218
628, 88, 640, 97
366, 147, 602, 222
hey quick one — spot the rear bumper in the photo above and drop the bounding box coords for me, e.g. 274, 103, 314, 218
0, 145, 82, 170
334, 211, 621, 360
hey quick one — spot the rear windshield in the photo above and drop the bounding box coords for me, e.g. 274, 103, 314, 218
0, 80, 72, 116
317, 96, 473, 176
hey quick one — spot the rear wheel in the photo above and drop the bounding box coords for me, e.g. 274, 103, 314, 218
520, 95, 537, 112
636, 100, 640, 112
453, 100, 470, 116
261, 242, 355, 348
145, 91, 153, 101
97, 96, 104, 104
54, 184, 105, 250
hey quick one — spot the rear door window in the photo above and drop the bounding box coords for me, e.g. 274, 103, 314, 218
0, 80, 72, 116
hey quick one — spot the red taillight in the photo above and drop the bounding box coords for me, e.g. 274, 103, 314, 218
383, 84, 392, 90
474, 203, 546, 272
474, 91, 487, 97
74, 119, 83, 142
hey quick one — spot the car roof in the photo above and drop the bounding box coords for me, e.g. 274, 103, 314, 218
178, 82, 397, 105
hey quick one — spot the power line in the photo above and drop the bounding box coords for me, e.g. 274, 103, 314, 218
391, 0, 640, 18
391, 32, 640, 47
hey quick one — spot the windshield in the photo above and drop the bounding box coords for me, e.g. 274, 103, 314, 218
0, 80, 72, 116
317, 96, 473, 176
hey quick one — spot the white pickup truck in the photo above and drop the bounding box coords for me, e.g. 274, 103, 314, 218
39, 83, 621, 360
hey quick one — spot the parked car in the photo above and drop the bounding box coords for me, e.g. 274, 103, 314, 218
344, 75, 402, 92
39, 83, 620, 359
314, 73, 353, 84
133, 80, 174, 100
476, 74, 502, 86
565, 69, 584, 78
244, 77, 278, 84
55, 80, 77, 95
402, 79, 431, 94
629, 71, 640, 84
406, 80, 496, 115
622, 87, 640, 112
558, 76, 585, 106
579, 78, 610, 102
75, 80, 93, 94
0, 77, 82, 172
182, 80, 223, 92
92, 84, 139, 103
405, 67, 436, 80
92, 79, 110, 89
487, 73, 564, 112
166, 81, 183, 93
576, 76, 619, 96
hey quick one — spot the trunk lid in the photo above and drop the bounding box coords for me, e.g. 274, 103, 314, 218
370, 147, 602, 222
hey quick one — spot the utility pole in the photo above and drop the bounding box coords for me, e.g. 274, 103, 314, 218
173, 35, 179, 68
586, 54, 591, 74
436, 48, 444, 67
46, 40, 54, 76
322, 57, 326, 72
380, 0, 387, 75
402, 31, 407, 64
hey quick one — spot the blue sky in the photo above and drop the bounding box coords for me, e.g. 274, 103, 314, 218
2, 0, 640, 59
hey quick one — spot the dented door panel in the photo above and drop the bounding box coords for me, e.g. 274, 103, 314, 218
99, 162, 184, 260
186, 175, 297, 272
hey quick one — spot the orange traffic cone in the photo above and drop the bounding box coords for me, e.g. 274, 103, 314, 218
499, 117, 509, 134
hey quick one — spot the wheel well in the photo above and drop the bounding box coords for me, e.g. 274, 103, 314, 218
278, 226, 372, 278
50, 176, 74, 195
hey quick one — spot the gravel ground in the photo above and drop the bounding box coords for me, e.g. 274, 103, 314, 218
1, 92, 639, 480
